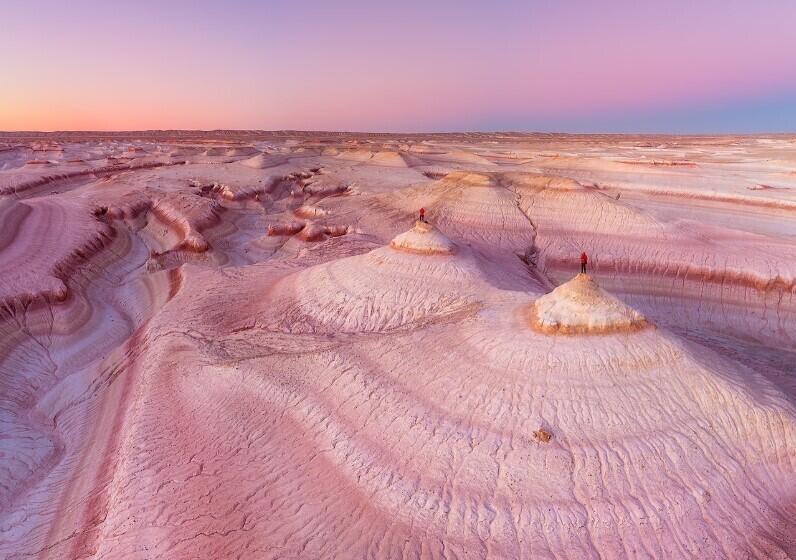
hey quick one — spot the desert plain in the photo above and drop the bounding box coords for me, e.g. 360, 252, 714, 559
0, 131, 794, 559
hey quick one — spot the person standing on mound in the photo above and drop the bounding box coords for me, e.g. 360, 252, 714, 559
580, 251, 588, 274
418, 207, 426, 222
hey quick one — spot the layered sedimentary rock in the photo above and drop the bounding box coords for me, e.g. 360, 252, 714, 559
0, 132, 794, 560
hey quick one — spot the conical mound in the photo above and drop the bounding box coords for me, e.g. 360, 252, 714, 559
265, 223, 482, 334
532, 273, 648, 334
389, 221, 457, 255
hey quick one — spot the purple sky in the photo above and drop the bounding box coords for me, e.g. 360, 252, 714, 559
2, 0, 795, 132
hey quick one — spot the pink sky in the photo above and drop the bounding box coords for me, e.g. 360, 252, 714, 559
1, 0, 795, 132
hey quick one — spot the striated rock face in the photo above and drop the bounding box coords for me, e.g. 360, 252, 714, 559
0, 197, 116, 309
426, 171, 536, 253
532, 273, 649, 334
0, 133, 795, 560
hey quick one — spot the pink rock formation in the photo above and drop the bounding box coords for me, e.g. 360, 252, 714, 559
531, 273, 649, 334
389, 220, 457, 254
0, 132, 794, 559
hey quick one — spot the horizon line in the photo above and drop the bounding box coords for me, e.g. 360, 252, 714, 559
2, 129, 795, 137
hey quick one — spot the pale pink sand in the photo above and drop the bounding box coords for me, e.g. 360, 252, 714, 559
0, 132, 794, 559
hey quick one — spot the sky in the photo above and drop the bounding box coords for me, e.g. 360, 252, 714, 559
1, 0, 795, 133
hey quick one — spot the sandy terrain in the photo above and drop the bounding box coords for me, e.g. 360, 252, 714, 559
0, 131, 794, 559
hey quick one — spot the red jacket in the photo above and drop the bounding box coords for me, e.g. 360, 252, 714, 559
580, 252, 588, 264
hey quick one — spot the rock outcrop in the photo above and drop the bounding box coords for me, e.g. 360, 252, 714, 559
532, 273, 648, 334
265, 223, 481, 333
389, 220, 457, 255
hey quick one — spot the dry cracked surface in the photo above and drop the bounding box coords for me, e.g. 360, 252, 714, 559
0, 131, 795, 559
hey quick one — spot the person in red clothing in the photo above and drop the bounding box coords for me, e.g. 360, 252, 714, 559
580, 251, 588, 274
418, 207, 426, 222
